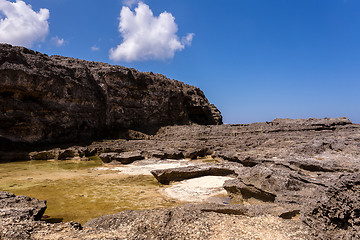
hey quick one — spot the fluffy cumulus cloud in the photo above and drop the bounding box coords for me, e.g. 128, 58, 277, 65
0, 0, 49, 47
109, 2, 194, 62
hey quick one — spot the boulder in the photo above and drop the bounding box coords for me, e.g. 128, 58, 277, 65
98, 152, 119, 163
99, 151, 144, 164
151, 163, 238, 184
150, 149, 184, 159
58, 149, 78, 160
0, 191, 47, 221
223, 179, 276, 203
29, 150, 58, 160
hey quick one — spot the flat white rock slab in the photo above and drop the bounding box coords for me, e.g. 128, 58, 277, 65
164, 176, 234, 202
94, 160, 233, 203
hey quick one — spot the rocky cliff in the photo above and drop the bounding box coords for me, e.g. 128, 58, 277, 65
0, 44, 222, 150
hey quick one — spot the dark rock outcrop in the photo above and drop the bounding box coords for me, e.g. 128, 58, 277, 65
0, 191, 46, 221
0, 191, 80, 240
0, 43, 222, 152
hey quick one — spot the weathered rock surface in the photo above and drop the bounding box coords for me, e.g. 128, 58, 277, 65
1, 117, 360, 239
0, 43, 221, 153
82, 206, 309, 240
0, 191, 47, 221
0, 191, 310, 240
302, 173, 360, 239
147, 148, 185, 159
0, 192, 48, 239
82, 117, 358, 239
186, 203, 300, 219
224, 178, 277, 203
151, 163, 238, 184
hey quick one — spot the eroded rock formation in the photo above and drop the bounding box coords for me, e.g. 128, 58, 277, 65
0, 43, 221, 152
1, 117, 360, 239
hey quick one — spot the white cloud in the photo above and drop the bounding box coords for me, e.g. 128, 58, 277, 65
91, 46, 99, 51
182, 33, 194, 46
0, 0, 49, 47
51, 36, 64, 47
109, 2, 194, 62
122, 0, 140, 8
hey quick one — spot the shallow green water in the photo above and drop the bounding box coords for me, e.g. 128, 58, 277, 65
0, 159, 179, 224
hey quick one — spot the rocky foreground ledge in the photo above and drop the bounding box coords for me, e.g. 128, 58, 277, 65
1, 117, 360, 239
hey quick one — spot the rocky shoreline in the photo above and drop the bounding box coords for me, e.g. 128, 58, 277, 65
1, 44, 360, 239
1, 117, 360, 239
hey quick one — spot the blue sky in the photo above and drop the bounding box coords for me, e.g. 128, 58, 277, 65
1, 0, 359, 124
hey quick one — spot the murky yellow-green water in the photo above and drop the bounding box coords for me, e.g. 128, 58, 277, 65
0, 159, 179, 224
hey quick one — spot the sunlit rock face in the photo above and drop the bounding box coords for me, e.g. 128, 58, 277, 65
0, 43, 222, 149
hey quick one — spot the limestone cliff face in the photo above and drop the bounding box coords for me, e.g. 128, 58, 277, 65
0, 44, 222, 148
